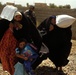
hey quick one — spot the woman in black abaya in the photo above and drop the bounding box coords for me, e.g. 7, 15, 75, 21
0, 12, 42, 51
38, 15, 72, 71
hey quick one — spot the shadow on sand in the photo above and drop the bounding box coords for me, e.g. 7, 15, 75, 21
35, 66, 67, 75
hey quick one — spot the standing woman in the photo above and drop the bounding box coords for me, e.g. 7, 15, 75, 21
0, 11, 22, 75
38, 15, 72, 71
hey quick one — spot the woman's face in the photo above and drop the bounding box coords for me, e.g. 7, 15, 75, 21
51, 18, 56, 25
14, 15, 22, 22
13, 15, 22, 30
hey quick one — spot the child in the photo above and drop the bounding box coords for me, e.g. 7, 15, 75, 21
15, 39, 38, 75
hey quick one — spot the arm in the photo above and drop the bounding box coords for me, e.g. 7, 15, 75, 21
16, 54, 28, 61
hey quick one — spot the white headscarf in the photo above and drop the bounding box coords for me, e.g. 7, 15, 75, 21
14, 11, 22, 17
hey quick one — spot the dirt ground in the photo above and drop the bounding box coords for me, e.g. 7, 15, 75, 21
0, 40, 76, 75
35, 40, 76, 75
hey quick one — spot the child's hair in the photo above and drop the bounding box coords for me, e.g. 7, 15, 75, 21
18, 38, 28, 46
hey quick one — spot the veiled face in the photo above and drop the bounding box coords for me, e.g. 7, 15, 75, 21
51, 18, 56, 25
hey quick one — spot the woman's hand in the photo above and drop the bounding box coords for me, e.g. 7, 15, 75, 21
9, 23, 14, 32
49, 25, 54, 31
14, 22, 23, 30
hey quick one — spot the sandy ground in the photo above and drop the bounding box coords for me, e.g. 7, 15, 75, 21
0, 40, 76, 75
35, 40, 76, 75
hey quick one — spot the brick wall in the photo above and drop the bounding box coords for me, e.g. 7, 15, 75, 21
35, 7, 76, 40
0, 6, 76, 39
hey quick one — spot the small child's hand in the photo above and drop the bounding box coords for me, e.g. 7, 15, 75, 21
49, 25, 54, 31
24, 57, 28, 60
30, 58, 33, 61
21, 54, 25, 56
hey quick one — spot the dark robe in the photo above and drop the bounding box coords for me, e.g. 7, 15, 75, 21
13, 12, 42, 51
0, 12, 42, 51
0, 19, 9, 40
38, 16, 72, 67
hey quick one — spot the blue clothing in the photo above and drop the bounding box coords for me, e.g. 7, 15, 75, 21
14, 62, 28, 75
16, 44, 38, 63
15, 44, 38, 75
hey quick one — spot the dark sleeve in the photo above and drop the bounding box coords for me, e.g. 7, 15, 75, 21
24, 10, 31, 17
27, 18, 42, 51
37, 18, 50, 37
22, 12, 42, 51
38, 18, 51, 32
62, 26, 72, 43
0, 19, 9, 40
24, 10, 36, 25
14, 12, 42, 51
66, 26, 72, 41
37, 19, 47, 30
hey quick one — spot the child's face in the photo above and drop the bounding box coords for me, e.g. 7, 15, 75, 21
19, 41, 26, 49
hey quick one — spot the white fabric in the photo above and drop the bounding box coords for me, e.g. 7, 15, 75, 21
39, 43, 49, 54
14, 62, 28, 75
56, 14, 76, 28
0, 5, 18, 21
14, 11, 22, 17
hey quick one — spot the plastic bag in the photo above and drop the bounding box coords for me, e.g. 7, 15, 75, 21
56, 14, 76, 28
39, 43, 49, 54
0, 5, 18, 21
